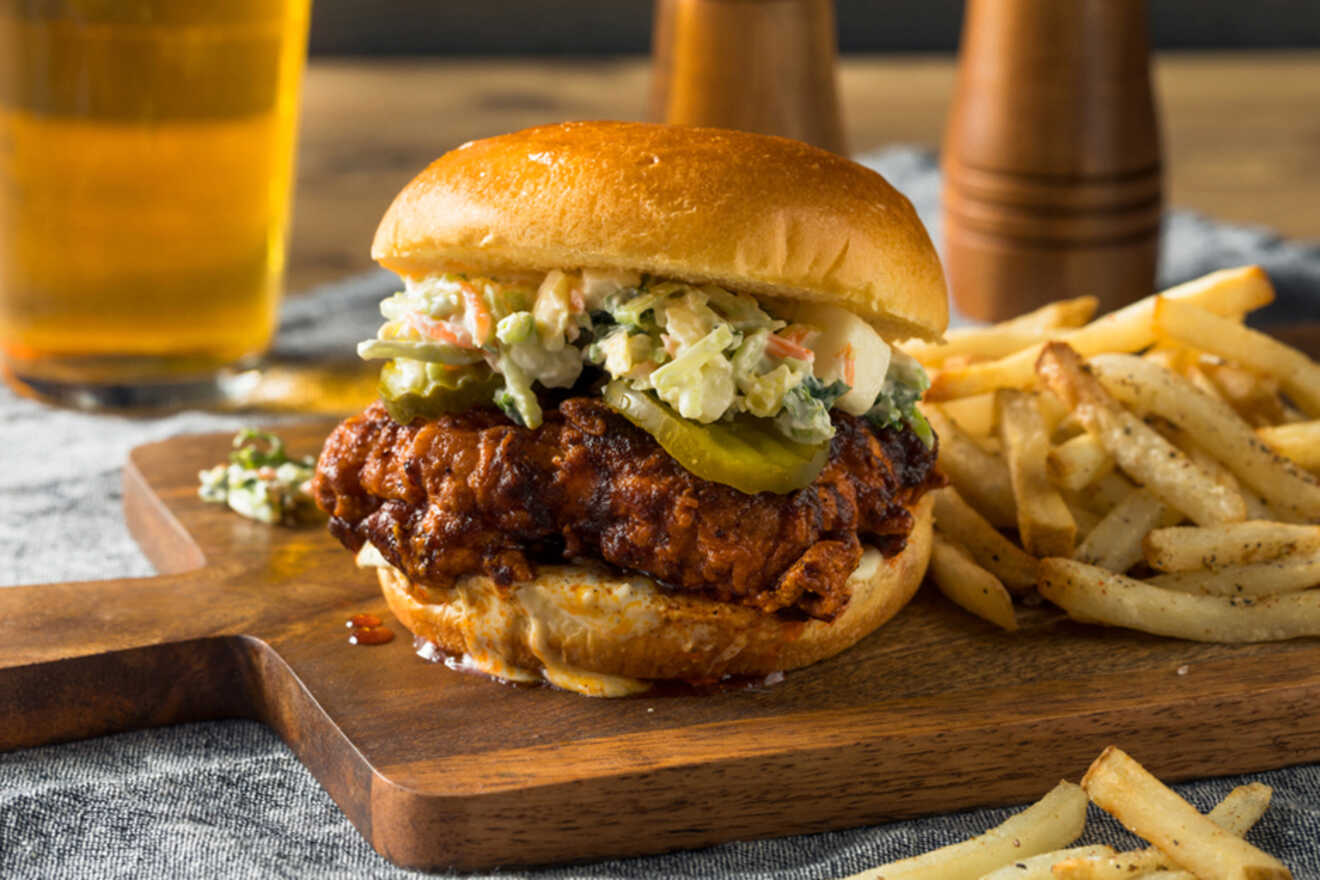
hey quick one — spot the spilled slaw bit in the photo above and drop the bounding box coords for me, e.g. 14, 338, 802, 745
198, 429, 318, 525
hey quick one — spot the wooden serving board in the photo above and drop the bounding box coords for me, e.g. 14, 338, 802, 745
5, 422, 1320, 871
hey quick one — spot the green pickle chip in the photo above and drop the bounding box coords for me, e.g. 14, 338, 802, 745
604, 381, 828, 495
379, 360, 502, 424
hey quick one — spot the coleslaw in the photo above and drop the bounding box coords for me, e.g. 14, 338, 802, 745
357, 270, 931, 450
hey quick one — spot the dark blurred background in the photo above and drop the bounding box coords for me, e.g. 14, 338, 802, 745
308, 0, 1320, 55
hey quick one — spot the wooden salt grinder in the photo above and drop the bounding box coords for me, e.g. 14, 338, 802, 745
650, 0, 846, 154
942, 0, 1163, 321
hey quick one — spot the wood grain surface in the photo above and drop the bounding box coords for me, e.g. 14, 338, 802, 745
5, 421, 1320, 870
288, 52, 1320, 293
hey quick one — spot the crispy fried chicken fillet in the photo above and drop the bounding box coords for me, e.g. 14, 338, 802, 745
313, 398, 941, 621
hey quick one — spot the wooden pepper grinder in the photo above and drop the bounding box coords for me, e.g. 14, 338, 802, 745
942, 0, 1163, 320
649, 0, 846, 154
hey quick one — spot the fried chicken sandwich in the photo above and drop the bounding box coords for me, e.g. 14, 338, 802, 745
313, 121, 948, 696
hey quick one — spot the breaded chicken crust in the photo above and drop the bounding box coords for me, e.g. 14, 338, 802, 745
313, 398, 940, 620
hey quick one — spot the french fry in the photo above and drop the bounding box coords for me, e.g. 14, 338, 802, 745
931, 487, 1039, 594
1060, 494, 1103, 539
1036, 390, 1071, 435
938, 392, 996, 438
1036, 344, 1246, 526
1081, 747, 1291, 880
1182, 362, 1232, 407
1089, 354, 1320, 522
1153, 297, 1320, 418
929, 532, 1018, 631
1143, 344, 1191, 372
926, 266, 1275, 401
907, 295, 1099, 367
1144, 522, 1320, 572
1052, 852, 1166, 879
925, 406, 1018, 528
1258, 422, 1320, 473
1048, 433, 1115, 492
997, 389, 1076, 557
975, 845, 1114, 879
1205, 781, 1275, 836
851, 780, 1088, 880
1038, 557, 1320, 642
1084, 472, 1139, 517
1147, 552, 1320, 597
1051, 782, 1273, 880
1074, 489, 1178, 573
1145, 416, 1277, 521
1204, 361, 1288, 428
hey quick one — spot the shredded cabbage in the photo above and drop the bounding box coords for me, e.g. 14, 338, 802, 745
357, 270, 931, 448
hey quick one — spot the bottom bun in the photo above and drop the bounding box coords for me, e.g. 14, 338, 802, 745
370, 494, 933, 696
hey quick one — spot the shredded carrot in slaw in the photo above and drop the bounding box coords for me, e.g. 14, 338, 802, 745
458, 281, 493, 345
766, 333, 815, 363
408, 313, 475, 349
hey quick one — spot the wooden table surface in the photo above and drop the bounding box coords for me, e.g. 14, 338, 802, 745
288, 51, 1320, 293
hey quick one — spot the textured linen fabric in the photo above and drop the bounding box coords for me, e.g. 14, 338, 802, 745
2, 148, 1319, 878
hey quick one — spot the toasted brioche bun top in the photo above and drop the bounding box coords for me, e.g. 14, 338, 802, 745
372, 121, 948, 341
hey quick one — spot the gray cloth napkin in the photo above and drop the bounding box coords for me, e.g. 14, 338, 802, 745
3, 149, 1319, 879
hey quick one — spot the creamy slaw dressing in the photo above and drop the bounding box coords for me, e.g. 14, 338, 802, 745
357, 269, 930, 446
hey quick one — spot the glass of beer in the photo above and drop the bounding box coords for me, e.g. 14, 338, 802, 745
0, 0, 311, 407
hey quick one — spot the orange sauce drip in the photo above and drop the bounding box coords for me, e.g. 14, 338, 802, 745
345, 613, 394, 646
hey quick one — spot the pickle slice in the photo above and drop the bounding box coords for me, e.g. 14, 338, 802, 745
379, 360, 501, 424
604, 381, 828, 494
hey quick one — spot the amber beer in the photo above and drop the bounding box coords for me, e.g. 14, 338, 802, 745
0, 0, 310, 400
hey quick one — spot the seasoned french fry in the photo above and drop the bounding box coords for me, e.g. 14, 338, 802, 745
929, 532, 1018, 631
1144, 522, 1320, 572
1089, 354, 1320, 522
1051, 782, 1273, 880
932, 487, 1038, 594
850, 780, 1088, 880
1206, 782, 1275, 836
1154, 296, 1320, 418
1036, 344, 1246, 526
927, 266, 1275, 401
1081, 747, 1291, 880
938, 392, 997, 438
976, 845, 1114, 879
1048, 433, 1115, 492
1051, 851, 1166, 879
1060, 493, 1103, 539
1183, 361, 1232, 407
1258, 421, 1320, 473
997, 389, 1076, 557
1145, 416, 1276, 521
1147, 552, 1320, 597
1143, 344, 1191, 372
1074, 489, 1178, 573
1203, 361, 1288, 428
907, 296, 1099, 367
1036, 390, 1071, 435
1038, 558, 1320, 642
925, 406, 1018, 528
1087, 472, 1139, 517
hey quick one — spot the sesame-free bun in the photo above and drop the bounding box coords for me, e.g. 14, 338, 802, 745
373, 495, 932, 695
372, 121, 948, 341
